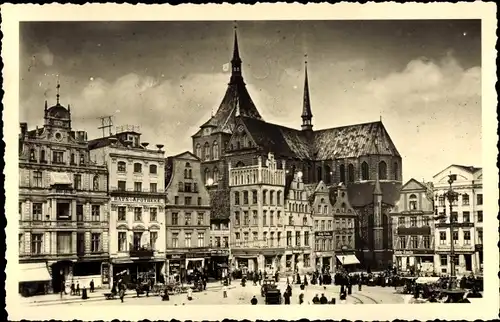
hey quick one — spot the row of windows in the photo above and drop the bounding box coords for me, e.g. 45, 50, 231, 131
170, 212, 207, 226
29, 148, 88, 166
210, 236, 230, 248
234, 190, 283, 206
287, 202, 309, 214
29, 171, 102, 191
436, 193, 483, 206
172, 195, 203, 206
24, 232, 103, 255
117, 161, 158, 174
435, 211, 483, 223
398, 216, 432, 227
169, 232, 205, 248
203, 167, 220, 185
195, 141, 220, 161
438, 230, 480, 244
117, 206, 158, 222
116, 181, 158, 193
316, 160, 398, 184
398, 236, 432, 249
314, 218, 354, 230
21, 203, 101, 222
314, 236, 354, 251
234, 210, 284, 226
117, 231, 159, 251
178, 181, 198, 193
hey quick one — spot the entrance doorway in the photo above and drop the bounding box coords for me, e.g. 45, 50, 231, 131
464, 254, 472, 271
51, 261, 72, 293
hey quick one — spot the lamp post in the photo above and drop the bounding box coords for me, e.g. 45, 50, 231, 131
436, 174, 459, 289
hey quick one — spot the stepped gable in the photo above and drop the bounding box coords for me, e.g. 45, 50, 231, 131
313, 121, 401, 160
240, 116, 312, 159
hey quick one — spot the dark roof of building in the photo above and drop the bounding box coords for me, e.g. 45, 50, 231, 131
46, 104, 70, 119
239, 117, 400, 161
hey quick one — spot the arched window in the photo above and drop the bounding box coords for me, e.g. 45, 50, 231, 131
204, 168, 211, 185
393, 162, 398, 180
263, 190, 268, 205
118, 161, 126, 172
236, 141, 241, 150
317, 166, 323, 182
203, 142, 210, 161
134, 163, 142, 173
325, 165, 331, 184
149, 164, 157, 174
40, 149, 46, 162
270, 191, 275, 205
348, 164, 354, 182
341, 203, 346, 212
409, 194, 418, 210
234, 191, 240, 205
212, 141, 219, 160
277, 191, 282, 205
29, 148, 36, 161
184, 169, 188, 179
213, 167, 219, 183
323, 205, 328, 214
303, 216, 307, 226
195, 144, 201, 158
339, 164, 346, 183
93, 175, 99, 191
379, 161, 387, 180
235, 161, 245, 168
361, 162, 370, 180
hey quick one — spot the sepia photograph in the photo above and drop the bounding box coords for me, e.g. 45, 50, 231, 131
2, 3, 498, 321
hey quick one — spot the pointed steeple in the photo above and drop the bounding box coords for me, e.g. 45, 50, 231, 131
301, 55, 313, 131
44, 100, 48, 111
230, 25, 243, 83
56, 76, 61, 105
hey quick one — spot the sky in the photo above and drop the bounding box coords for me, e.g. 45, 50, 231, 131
19, 20, 482, 182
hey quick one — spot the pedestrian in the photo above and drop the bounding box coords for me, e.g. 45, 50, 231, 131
312, 294, 320, 304
203, 277, 207, 290
223, 285, 228, 298
187, 287, 193, 301
320, 293, 328, 304
70, 282, 75, 295
90, 279, 95, 293
329, 297, 336, 304
286, 283, 292, 297
284, 291, 290, 305
299, 292, 304, 304
358, 280, 362, 291
304, 275, 308, 286
251, 295, 258, 305
76, 282, 80, 296
119, 284, 125, 303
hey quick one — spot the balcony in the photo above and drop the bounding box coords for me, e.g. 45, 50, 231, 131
129, 246, 154, 258
397, 226, 431, 235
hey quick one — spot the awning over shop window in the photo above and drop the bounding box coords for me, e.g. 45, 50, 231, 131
50, 172, 72, 185
19, 262, 52, 283
336, 254, 360, 265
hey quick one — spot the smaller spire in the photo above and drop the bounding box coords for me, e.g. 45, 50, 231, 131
232, 23, 241, 63
44, 100, 48, 111
68, 104, 71, 113
301, 54, 313, 131
56, 75, 61, 105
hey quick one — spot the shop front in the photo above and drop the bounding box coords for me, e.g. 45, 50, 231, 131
335, 253, 360, 272
314, 253, 333, 274
394, 249, 434, 275
166, 250, 211, 283
208, 249, 230, 279
19, 262, 52, 297
111, 259, 165, 286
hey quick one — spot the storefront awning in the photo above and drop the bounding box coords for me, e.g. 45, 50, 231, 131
50, 172, 72, 185
19, 262, 51, 283
336, 254, 360, 265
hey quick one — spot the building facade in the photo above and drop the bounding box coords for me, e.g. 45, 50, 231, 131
283, 172, 313, 275
228, 153, 286, 274
391, 179, 435, 274
19, 96, 109, 295
164, 152, 211, 282
432, 165, 483, 275
208, 217, 231, 279
310, 181, 335, 273
193, 28, 402, 270
89, 126, 166, 285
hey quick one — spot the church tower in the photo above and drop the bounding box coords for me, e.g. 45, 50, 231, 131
301, 56, 313, 132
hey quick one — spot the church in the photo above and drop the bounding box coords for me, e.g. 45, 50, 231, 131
191, 28, 403, 270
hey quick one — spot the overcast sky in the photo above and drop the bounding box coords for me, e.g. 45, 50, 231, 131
20, 20, 481, 182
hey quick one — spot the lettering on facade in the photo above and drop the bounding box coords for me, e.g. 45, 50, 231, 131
394, 250, 414, 256
111, 196, 161, 203
315, 231, 333, 237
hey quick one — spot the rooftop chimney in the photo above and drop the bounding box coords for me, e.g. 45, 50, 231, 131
20, 123, 28, 137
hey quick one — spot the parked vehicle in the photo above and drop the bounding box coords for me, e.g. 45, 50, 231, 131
260, 279, 277, 297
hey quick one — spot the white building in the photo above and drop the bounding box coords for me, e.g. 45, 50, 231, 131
89, 126, 167, 284
432, 165, 482, 276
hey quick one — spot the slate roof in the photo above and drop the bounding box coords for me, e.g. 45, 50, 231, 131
239, 117, 400, 161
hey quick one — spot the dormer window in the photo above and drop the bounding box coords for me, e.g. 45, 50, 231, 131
29, 149, 36, 162
79, 153, 85, 165
134, 163, 142, 173
409, 194, 418, 210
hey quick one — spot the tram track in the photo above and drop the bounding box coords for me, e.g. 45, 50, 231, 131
348, 292, 379, 304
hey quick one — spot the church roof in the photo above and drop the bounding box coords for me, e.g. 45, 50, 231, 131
238, 117, 400, 161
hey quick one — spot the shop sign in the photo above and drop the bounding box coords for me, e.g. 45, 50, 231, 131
101, 263, 110, 284
394, 250, 414, 256
112, 196, 161, 203
315, 231, 333, 237
211, 249, 229, 256
167, 254, 184, 260
186, 252, 209, 258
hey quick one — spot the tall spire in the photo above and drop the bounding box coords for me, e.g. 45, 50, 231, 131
56, 75, 61, 105
301, 55, 313, 131
230, 24, 243, 83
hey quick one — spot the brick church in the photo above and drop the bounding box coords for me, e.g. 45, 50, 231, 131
191, 29, 403, 270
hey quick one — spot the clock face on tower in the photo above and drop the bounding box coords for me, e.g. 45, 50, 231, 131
54, 131, 63, 142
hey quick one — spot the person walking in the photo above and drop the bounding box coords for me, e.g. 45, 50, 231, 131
90, 279, 95, 293
251, 295, 258, 305
76, 282, 81, 296
119, 284, 125, 303
320, 293, 328, 304
223, 285, 228, 298
70, 282, 75, 296
299, 291, 305, 304
187, 287, 193, 301
284, 290, 291, 305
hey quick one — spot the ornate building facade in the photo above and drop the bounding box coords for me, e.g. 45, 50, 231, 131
89, 126, 166, 285
432, 165, 483, 275
391, 179, 435, 274
192, 28, 402, 270
19, 93, 109, 295
164, 152, 211, 282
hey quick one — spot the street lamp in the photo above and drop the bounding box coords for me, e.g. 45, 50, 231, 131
435, 174, 459, 289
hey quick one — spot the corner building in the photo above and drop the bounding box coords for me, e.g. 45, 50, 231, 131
192, 28, 402, 270
89, 126, 167, 284
164, 152, 211, 282
19, 96, 108, 295
432, 165, 483, 275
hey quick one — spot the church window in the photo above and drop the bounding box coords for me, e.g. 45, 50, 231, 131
378, 161, 387, 180
317, 166, 323, 182
348, 164, 355, 182
339, 164, 346, 183
195, 144, 201, 158
212, 141, 219, 160
409, 194, 418, 210
361, 162, 369, 180
71, 153, 76, 165
236, 141, 241, 150
213, 167, 219, 183
204, 142, 210, 161
325, 165, 331, 184
393, 162, 398, 180
204, 168, 211, 185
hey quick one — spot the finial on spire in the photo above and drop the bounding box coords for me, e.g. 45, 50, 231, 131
56, 75, 61, 105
